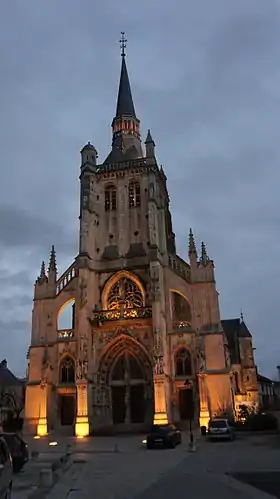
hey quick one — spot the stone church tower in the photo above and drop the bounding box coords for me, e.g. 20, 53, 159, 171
24, 37, 234, 436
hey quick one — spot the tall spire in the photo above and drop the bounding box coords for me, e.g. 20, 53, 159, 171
115, 33, 136, 119
104, 32, 142, 164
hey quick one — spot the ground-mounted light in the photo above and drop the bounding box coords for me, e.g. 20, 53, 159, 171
49, 441, 58, 446
142, 439, 147, 444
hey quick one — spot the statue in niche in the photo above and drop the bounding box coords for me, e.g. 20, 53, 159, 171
154, 355, 164, 375
79, 277, 87, 308
149, 266, 161, 301
76, 359, 88, 381
148, 183, 155, 199
198, 336, 206, 372
79, 334, 88, 360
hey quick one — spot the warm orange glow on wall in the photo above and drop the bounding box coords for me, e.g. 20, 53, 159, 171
153, 412, 168, 425
199, 413, 210, 428
37, 417, 48, 437
75, 416, 89, 437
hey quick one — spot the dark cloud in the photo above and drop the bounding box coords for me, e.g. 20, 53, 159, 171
0, 0, 279, 377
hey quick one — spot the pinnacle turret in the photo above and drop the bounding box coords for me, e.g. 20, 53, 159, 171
145, 129, 155, 157
200, 241, 210, 266
48, 245, 57, 277
188, 228, 197, 256
40, 261, 47, 281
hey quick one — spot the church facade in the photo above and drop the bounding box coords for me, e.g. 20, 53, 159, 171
24, 42, 254, 437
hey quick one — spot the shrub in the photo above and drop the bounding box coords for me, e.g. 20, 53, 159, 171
244, 413, 278, 431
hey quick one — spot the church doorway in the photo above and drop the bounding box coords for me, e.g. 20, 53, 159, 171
178, 388, 194, 421
60, 395, 75, 426
110, 351, 149, 428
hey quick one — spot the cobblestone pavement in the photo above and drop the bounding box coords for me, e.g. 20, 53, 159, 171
11, 433, 280, 499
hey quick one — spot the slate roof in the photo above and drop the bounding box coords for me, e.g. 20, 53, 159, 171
221, 318, 252, 365
257, 373, 273, 384
115, 55, 136, 119
0, 360, 23, 387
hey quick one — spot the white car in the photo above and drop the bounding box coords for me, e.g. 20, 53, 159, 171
0, 436, 12, 499
208, 418, 236, 441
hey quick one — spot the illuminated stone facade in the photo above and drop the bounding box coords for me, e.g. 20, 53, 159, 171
24, 45, 245, 436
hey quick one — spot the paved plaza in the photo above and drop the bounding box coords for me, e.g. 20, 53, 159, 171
11, 432, 280, 499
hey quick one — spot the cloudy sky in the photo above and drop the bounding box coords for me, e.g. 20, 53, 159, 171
0, 0, 280, 378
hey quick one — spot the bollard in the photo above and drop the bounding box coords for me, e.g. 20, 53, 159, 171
114, 442, 119, 453
40, 468, 53, 488
188, 439, 196, 453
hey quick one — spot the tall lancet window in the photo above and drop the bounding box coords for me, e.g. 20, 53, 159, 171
128, 181, 141, 208
105, 185, 117, 211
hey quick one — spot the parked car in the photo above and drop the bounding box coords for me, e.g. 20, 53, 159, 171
208, 418, 235, 441
0, 435, 12, 498
146, 424, 182, 449
1, 433, 28, 473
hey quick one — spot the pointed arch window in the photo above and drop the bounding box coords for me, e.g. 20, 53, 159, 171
59, 356, 75, 384
129, 181, 141, 208
175, 348, 192, 377
107, 277, 144, 310
105, 185, 117, 211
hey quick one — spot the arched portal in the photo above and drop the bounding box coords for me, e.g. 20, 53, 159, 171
98, 336, 153, 430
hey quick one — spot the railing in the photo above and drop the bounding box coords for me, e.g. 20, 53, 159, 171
90, 307, 152, 325
168, 254, 191, 282
173, 320, 192, 330
56, 264, 77, 295
57, 329, 75, 340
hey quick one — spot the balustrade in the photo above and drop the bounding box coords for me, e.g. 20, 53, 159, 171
172, 320, 192, 330
57, 329, 75, 340
56, 265, 77, 295
90, 306, 152, 325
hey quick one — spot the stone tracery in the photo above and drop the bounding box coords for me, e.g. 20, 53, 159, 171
107, 277, 144, 310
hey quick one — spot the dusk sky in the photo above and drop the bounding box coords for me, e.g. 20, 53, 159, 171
0, 0, 280, 378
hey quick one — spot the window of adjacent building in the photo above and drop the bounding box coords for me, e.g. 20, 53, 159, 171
105, 186, 117, 211
175, 348, 192, 376
129, 182, 141, 208
59, 356, 75, 383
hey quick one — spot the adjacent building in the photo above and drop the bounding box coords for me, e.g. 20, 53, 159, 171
222, 317, 259, 415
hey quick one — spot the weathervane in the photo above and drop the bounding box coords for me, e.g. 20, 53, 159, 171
119, 31, 127, 57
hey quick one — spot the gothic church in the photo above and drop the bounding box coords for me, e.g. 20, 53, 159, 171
24, 38, 258, 437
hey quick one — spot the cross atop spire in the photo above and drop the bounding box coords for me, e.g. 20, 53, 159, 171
119, 31, 127, 57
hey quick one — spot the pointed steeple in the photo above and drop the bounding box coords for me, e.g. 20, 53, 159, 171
115, 54, 136, 119
104, 33, 142, 164
188, 228, 197, 256
48, 245, 57, 276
